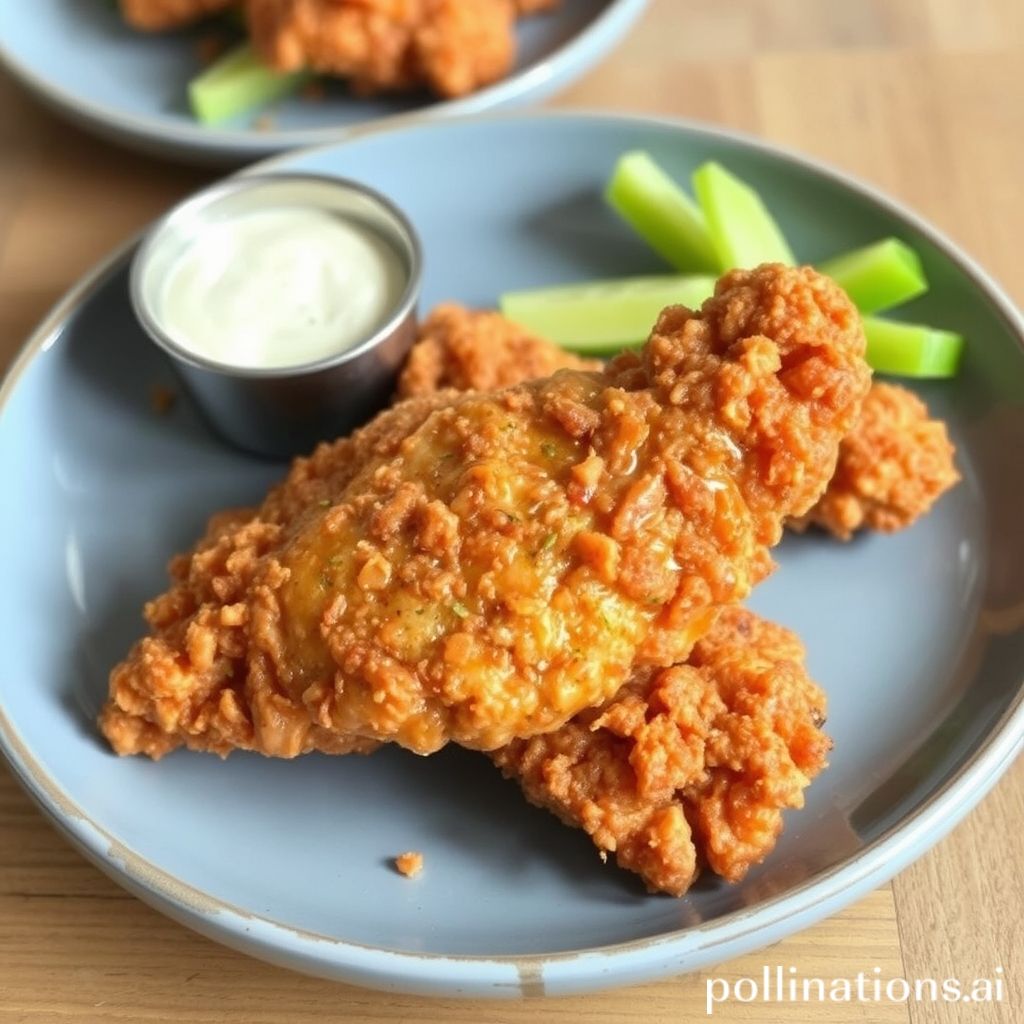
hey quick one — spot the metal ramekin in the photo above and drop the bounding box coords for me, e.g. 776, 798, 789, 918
130, 173, 422, 459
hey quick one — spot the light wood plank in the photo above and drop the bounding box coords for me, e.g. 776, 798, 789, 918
895, 759, 1023, 1024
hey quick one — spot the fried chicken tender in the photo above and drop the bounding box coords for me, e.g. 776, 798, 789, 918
492, 607, 830, 895
100, 265, 869, 760
790, 382, 959, 540
407, 308, 958, 539
398, 304, 600, 398
413, 0, 516, 98
99, 392, 452, 760
246, 0, 516, 97
120, 0, 235, 31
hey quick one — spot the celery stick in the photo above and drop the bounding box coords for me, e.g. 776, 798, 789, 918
819, 238, 927, 314
691, 161, 795, 269
189, 43, 309, 125
500, 275, 716, 354
863, 317, 964, 378
605, 152, 721, 273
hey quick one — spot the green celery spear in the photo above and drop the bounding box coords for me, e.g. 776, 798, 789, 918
527, 153, 966, 377
189, 43, 310, 125
863, 318, 964, 378
605, 152, 721, 273
500, 275, 716, 355
819, 238, 928, 314
691, 161, 795, 269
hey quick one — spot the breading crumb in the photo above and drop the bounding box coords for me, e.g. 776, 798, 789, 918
150, 385, 177, 416
394, 851, 424, 878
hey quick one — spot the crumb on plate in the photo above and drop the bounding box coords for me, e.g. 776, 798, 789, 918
394, 851, 424, 878
150, 384, 177, 416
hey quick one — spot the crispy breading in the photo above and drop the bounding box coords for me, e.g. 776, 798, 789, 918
398, 304, 600, 398
791, 382, 959, 540
246, 0, 421, 93
493, 607, 829, 895
100, 265, 868, 760
412, 0, 515, 98
406, 308, 958, 540
246, 0, 517, 97
122, 0, 562, 99
394, 851, 424, 876
99, 394, 452, 759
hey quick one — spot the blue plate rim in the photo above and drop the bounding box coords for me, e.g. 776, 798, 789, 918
1, 109, 1023, 996
0, 0, 648, 157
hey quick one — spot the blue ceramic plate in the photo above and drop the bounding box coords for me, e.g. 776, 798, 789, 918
1, 113, 1023, 997
0, 0, 646, 165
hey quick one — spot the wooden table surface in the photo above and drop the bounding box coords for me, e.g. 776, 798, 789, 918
1, 1, 1022, 1021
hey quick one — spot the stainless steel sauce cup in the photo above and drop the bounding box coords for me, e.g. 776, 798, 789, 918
131, 173, 422, 459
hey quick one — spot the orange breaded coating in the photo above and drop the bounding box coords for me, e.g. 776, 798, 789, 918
120, 0, 235, 31
247, 0, 517, 97
398, 304, 600, 398
394, 851, 424, 876
492, 607, 830, 896
246, 0, 419, 94
412, 0, 516, 99
791, 382, 959, 540
99, 393, 451, 759
100, 265, 868, 760
405, 312, 959, 540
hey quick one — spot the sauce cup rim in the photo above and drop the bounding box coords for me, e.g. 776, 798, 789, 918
129, 171, 423, 380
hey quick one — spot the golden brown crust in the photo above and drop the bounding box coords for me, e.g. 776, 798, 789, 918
100, 397, 450, 760
791, 382, 959, 540
100, 266, 867, 760
246, 0, 518, 97
400, 308, 958, 542
412, 0, 515, 98
398, 304, 599, 398
393, 851, 424, 876
246, 0, 421, 92
492, 607, 830, 895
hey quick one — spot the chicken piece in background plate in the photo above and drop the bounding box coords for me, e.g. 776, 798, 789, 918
246, 0, 519, 97
493, 607, 830, 896
398, 304, 600, 397
100, 264, 869, 759
120, 0, 235, 31
412, 0, 517, 98
790, 381, 959, 540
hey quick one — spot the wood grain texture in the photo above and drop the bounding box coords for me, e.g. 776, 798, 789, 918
0, 0, 1022, 1020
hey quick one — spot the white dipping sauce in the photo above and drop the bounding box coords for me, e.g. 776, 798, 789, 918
159, 207, 407, 369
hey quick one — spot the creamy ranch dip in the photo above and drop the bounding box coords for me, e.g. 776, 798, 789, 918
159, 207, 407, 370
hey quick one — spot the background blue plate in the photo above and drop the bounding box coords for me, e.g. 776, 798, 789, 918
0, 0, 647, 164
0, 113, 1022, 997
